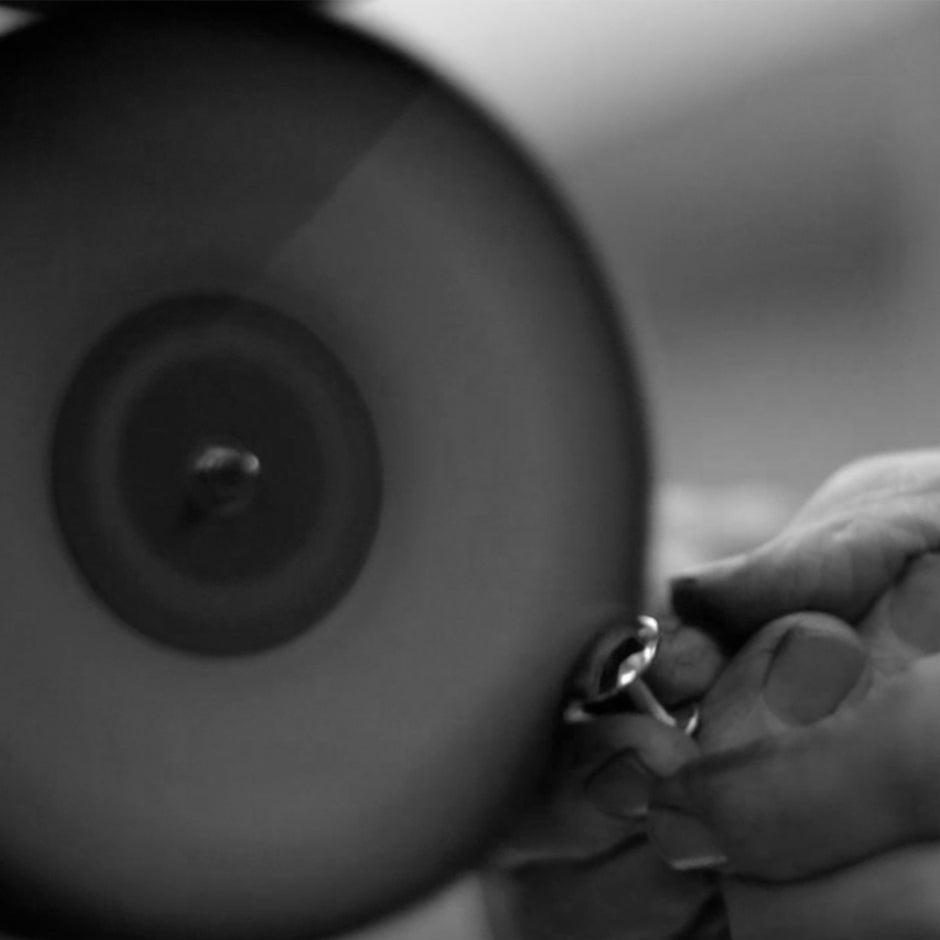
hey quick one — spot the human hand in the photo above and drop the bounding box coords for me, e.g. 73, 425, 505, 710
485, 477, 799, 938
485, 618, 728, 940
652, 449, 940, 938
670, 449, 940, 646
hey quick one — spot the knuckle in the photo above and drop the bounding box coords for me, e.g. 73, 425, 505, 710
821, 454, 896, 497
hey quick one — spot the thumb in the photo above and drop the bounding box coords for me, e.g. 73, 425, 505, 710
648, 655, 940, 881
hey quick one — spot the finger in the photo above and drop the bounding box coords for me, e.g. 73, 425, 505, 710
580, 713, 700, 825
645, 613, 868, 875
574, 712, 701, 778
725, 844, 940, 940
671, 511, 922, 643
645, 617, 727, 707
493, 714, 698, 867
487, 841, 717, 940
695, 612, 870, 754
672, 450, 940, 643
859, 554, 940, 665
792, 450, 940, 526
649, 655, 940, 880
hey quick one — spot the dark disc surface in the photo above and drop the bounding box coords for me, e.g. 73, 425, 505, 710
53, 294, 381, 655
0, 5, 649, 939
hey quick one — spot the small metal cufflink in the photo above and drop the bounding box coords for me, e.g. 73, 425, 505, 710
564, 614, 700, 735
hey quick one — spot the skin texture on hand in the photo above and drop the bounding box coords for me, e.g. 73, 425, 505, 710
487, 621, 728, 940
486, 710, 726, 940
494, 452, 940, 938
685, 570, 940, 939
486, 480, 787, 938
655, 450, 940, 939
671, 450, 940, 644
491, 620, 725, 868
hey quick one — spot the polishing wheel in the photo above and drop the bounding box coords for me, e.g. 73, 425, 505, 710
53, 293, 382, 656
0, 4, 648, 938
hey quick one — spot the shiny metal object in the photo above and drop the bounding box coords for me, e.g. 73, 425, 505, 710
188, 438, 262, 518
565, 615, 700, 734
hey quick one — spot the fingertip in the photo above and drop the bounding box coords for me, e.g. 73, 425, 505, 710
653, 739, 776, 816
671, 548, 803, 645
647, 804, 730, 873
670, 573, 731, 632
648, 740, 782, 876
647, 620, 727, 706
762, 619, 869, 726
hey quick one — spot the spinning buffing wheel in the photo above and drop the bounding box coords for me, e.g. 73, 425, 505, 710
0, 4, 648, 938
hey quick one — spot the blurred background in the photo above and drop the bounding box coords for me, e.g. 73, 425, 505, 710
342, 0, 940, 498
331, 1, 940, 937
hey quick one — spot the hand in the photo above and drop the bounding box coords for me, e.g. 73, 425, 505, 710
670, 449, 940, 644
485, 477, 789, 939
653, 449, 940, 939
486, 619, 728, 940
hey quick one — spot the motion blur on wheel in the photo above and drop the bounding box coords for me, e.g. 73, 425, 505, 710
0, 3, 648, 938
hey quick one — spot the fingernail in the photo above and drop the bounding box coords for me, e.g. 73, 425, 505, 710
763, 629, 867, 725
647, 806, 729, 872
585, 753, 652, 820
